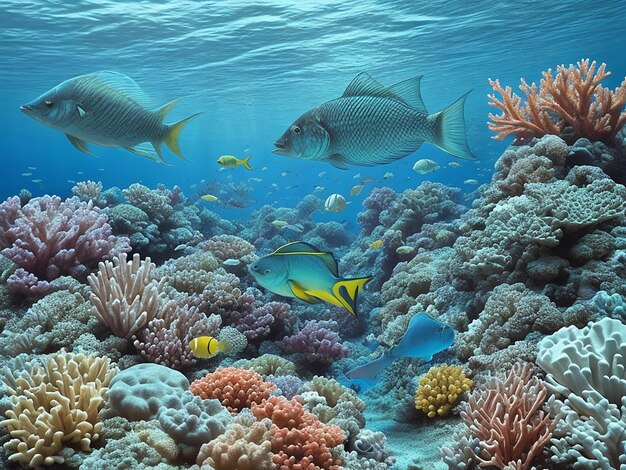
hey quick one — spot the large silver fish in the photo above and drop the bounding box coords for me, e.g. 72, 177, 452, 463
21, 71, 199, 164
273, 73, 475, 169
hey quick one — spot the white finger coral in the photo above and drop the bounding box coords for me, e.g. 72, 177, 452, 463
0, 351, 117, 468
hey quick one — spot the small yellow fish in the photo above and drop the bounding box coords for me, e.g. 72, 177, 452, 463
217, 154, 253, 171
370, 239, 383, 249
361, 178, 376, 184
201, 194, 218, 202
350, 184, 365, 196
188, 336, 228, 359
396, 245, 415, 255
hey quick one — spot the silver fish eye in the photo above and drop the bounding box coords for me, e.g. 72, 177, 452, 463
291, 125, 301, 135
44, 100, 53, 107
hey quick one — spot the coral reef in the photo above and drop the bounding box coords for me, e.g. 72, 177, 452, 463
0, 352, 117, 468
279, 320, 348, 364
414, 364, 473, 418
488, 59, 626, 143
0, 195, 130, 295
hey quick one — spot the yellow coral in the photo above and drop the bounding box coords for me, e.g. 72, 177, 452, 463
414, 364, 472, 418
0, 351, 117, 467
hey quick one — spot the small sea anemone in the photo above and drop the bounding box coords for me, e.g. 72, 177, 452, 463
414, 364, 473, 418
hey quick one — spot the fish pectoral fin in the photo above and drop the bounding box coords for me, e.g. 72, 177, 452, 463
126, 142, 170, 165
288, 280, 321, 304
327, 154, 349, 170
76, 104, 86, 117
66, 134, 94, 156
332, 276, 373, 317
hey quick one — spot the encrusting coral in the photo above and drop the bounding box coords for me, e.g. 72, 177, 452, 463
414, 364, 473, 418
0, 351, 117, 468
488, 59, 626, 143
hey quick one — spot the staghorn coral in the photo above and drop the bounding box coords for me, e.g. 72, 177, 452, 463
251, 395, 345, 470
488, 59, 626, 143
0, 351, 117, 468
444, 362, 552, 470
190, 367, 276, 414
537, 317, 626, 469
414, 364, 473, 418
279, 320, 348, 364
0, 195, 130, 295
88, 252, 165, 339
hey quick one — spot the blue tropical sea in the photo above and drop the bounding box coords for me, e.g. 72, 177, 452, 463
1, 1, 626, 469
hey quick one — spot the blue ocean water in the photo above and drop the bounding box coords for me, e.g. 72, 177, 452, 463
1, 0, 624, 223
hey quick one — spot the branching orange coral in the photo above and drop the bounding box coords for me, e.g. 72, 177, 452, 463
189, 367, 275, 414
460, 362, 552, 470
251, 395, 344, 470
488, 59, 626, 143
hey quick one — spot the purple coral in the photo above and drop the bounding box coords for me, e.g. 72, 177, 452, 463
278, 320, 347, 364
358, 187, 398, 235
133, 300, 222, 370
233, 301, 294, 342
0, 195, 130, 295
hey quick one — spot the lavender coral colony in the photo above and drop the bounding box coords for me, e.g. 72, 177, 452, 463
0, 57, 624, 470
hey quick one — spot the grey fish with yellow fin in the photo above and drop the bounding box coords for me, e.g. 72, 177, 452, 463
20, 71, 199, 164
217, 154, 253, 171
248, 241, 372, 317
273, 72, 476, 169
346, 312, 455, 380
188, 336, 228, 359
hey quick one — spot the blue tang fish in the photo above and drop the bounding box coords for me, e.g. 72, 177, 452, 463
248, 241, 372, 317
20, 71, 199, 164
346, 312, 455, 379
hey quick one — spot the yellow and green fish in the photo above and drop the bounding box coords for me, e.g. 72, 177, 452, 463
248, 241, 372, 317
20, 71, 198, 164
201, 194, 218, 202
188, 336, 228, 359
217, 154, 253, 171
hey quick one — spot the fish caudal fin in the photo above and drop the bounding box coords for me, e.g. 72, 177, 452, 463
164, 113, 201, 160
218, 340, 229, 353
430, 91, 477, 161
241, 155, 253, 171
332, 276, 372, 317
346, 352, 395, 380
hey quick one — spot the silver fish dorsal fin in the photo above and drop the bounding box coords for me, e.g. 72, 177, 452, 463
85, 71, 154, 108
386, 76, 427, 112
272, 241, 339, 276
342, 72, 389, 97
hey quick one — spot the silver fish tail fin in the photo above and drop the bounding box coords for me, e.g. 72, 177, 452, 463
430, 91, 477, 160
346, 352, 395, 380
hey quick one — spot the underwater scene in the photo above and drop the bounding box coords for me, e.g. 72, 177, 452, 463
1, 0, 626, 469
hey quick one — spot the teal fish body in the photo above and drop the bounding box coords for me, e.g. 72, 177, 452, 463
249, 241, 371, 317
273, 72, 475, 168
346, 312, 455, 380
20, 71, 198, 163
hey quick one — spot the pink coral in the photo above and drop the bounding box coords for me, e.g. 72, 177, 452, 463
133, 299, 222, 370
0, 195, 130, 295
488, 59, 626, 143
190, 367, 275, 414
279, 321, 347, 364
447, 362, 553, 470
251, 395, 344, 470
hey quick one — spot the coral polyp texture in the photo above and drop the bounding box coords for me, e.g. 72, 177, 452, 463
488, 59, 626, 143
414, 364, 473, 418
0, 352, 117, 468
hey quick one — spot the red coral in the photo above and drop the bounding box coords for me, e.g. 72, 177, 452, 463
189, 367, 275, 414
252, 396, 344, 470
488, 59, 626, 144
